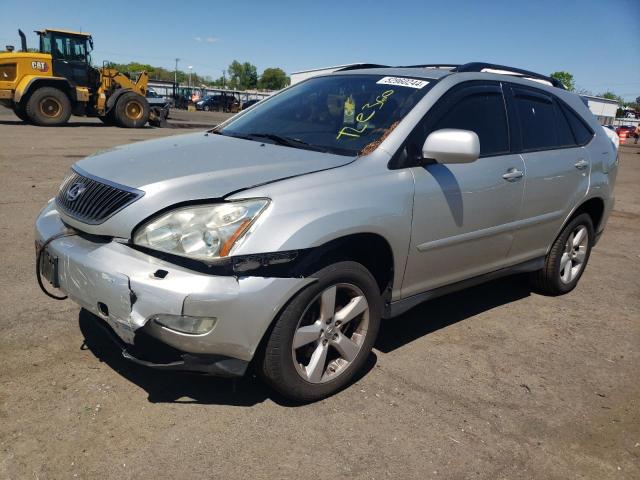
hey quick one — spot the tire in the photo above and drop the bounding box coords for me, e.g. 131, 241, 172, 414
203, 105, 210, 111
530, 213, 594, 295
113, 92, 150, 128
98, 111, 115, 125
25, 87, 72, 126
261, 261, 382, 402
13, 104, 30, 122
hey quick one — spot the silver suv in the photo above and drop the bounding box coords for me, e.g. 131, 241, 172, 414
36, 63, 618, 401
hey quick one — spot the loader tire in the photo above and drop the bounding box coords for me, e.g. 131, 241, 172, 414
113, 92, 149, 128
14, 104, 30, 123
25, 87, 72, 126
98, 111, 115, 125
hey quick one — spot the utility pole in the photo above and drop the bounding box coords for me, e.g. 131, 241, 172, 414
222, 70, 226, 89
174, 58, 179, 85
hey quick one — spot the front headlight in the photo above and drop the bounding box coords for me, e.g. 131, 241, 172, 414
133, 199, 269, 261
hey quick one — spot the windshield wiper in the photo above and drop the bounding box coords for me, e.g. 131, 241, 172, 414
246, 133, 329, 152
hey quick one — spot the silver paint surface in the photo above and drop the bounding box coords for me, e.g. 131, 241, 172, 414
35, 67, 618, 364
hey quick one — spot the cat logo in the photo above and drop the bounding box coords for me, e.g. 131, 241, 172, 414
31, 61, 49, 73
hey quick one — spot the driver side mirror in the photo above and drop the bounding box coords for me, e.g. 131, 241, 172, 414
421, 129, 480, 164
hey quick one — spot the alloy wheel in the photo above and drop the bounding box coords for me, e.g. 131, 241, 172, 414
559, 225, 589, 284
291, 283, 369, 383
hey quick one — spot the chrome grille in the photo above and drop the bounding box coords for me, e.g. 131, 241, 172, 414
55, 169, 143, 224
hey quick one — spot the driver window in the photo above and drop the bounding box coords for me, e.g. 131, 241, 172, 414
53, 38, 66, 59
398, 84, 510, 166
71, 38, 86, 62
51, 36, 86, 61
427, 91, 509, 156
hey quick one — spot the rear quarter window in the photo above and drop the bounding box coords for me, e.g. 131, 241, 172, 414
553, 101, 576, 147
560, 103, 594, 145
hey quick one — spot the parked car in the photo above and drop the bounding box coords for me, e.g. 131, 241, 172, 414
145, 88, 162, 99
241, 98, 261, 110
615, 125, 636, 137
602, 125, 619, 149
36, 63, 618, 401
196, 94, 238, 112
145, 89, 169, 109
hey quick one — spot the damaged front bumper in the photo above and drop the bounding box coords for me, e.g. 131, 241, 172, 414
35, 201, 314, 376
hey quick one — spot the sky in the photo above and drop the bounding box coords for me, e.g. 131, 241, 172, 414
1, 0, 638, 100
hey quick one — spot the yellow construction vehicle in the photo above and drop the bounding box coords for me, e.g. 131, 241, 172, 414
0, 29, 167, 127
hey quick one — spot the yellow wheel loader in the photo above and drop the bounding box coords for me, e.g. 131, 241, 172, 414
0, 29, 167, 127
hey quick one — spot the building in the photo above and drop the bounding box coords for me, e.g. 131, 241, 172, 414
580, 95, 619, 125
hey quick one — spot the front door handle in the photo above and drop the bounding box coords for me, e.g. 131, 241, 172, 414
574, 159, 589, 170
502, 168, 524, 181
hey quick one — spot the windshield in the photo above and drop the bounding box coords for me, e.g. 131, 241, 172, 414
218, 74, 434, 156
44, 34, 89, 62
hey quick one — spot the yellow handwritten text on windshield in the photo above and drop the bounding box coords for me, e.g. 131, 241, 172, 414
336, 90, 394, 140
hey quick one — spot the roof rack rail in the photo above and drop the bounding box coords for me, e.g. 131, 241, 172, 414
399, 64, 460, 70
333, 62, 564, 89
335, 63, 390, 71
454, 62, 565, 89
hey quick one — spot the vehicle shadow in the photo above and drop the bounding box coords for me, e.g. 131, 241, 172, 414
424, 163, 464, 227
78, 275, 530, 406
78, 309, 376, 407
375, 274, 533, 353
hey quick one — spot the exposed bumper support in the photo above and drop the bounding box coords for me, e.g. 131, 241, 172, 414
90, 314, 248, 376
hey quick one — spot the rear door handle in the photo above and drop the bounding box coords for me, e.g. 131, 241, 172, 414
574, 159, 589, 170
502, 168, 524, 181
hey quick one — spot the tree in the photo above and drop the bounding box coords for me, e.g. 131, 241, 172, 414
259, 67, 289, 90
575, 87, 593, 96
598, 91, 625, 104
550, 71, 575, 91
228, 60, 258, 90
105, 59, 288, 90
596, 91, 626, 117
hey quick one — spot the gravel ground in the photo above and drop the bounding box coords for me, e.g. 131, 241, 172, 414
0, 108, 638, 479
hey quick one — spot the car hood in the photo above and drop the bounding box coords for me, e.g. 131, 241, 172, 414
66, 131, 355, 237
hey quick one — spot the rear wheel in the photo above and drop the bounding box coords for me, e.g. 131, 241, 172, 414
13, 104, 30, 122
261, 261, 382, 402
530, 213, 594, 295
25, 87, 72, 126
113, 92, 149, 128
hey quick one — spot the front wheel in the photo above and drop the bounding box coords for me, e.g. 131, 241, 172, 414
113, 92, 150, 128
530, 213, 594, 295
98, 110, 115, 125
261, 261, 382, 402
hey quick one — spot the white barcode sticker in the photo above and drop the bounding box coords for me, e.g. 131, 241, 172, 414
376, 77, 429, 89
